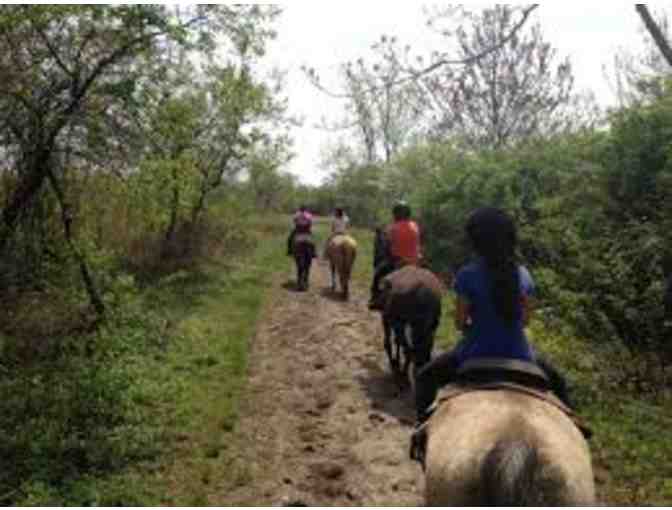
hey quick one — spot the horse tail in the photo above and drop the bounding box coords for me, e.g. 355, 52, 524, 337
481, 440, 542, 506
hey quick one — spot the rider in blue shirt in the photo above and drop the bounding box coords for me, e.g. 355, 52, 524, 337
452, 260, 535, 364
414, 207, 572, 424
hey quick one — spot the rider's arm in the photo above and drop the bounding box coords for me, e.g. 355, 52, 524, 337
455, 296, 471, 331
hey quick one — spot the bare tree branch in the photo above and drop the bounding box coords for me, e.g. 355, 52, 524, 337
305, 4, 539, 99
636, 4, 672, 67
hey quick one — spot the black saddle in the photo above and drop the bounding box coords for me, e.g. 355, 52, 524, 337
455, 357, 550, 392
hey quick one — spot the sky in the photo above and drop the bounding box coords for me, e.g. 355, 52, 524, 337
260, 3, 660, 186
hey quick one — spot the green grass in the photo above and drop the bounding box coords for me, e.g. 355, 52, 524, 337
3, 213, 292, 506
109, 215, 292, 506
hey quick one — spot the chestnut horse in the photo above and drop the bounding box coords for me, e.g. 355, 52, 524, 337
325, 234, 357, 300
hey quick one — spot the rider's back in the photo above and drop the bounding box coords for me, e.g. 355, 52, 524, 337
294, 210, 313, 234
454, 259, 534, 365
386, 219, 420, 265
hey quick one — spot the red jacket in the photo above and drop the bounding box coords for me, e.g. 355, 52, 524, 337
386, 220, 421, 264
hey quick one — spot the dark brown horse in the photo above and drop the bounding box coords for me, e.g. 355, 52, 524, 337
292, 234, 314, 291
378, 265, 444, 387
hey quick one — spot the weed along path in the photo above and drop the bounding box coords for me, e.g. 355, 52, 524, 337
221, 257, 424, 506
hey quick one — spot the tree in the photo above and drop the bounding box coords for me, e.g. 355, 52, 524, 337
0, 5, 280, 316
420, 5, 577, 149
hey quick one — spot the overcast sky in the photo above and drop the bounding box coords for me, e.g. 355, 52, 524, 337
260, 3, 663, 186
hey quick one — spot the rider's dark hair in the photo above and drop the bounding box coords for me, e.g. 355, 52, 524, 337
466, 207, 519, 324
299, 204, 307, 212
335, 207, 344, 217
393, 202, 411, 221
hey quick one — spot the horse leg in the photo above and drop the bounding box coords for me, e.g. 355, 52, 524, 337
383, 315, 397, 372
398, 323, 414, 388
330, 261, 336, 292
393, 322, 406, 377
295, 256, 303, 291
340, 261, 349, 301
303, 255, 311, 290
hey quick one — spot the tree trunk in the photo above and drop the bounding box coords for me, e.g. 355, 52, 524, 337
164, 163, 180, 255
46, 167, 105, 318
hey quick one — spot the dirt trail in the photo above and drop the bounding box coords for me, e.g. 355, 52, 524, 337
222, 258, 424, 506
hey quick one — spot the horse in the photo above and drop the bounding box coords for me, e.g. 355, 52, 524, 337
423, 384, 595, 505
378, 265, 443, 387
324, 234, 357, 300
292, 234, 314, 291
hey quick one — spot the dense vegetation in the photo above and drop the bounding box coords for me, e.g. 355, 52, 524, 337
0, 5, 301, 505
2, 3, 672, 506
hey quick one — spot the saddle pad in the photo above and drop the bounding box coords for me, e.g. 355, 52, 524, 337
434, 382, 592, 439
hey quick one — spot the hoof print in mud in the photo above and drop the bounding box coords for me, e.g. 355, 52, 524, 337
311, 461, 345, 480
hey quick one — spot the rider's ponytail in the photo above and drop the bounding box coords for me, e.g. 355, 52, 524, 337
466, 208, 519, 324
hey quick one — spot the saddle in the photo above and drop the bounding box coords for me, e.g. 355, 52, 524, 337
438, 358, 591, 437
455, 357, 550, 390
292, 234, 316, 258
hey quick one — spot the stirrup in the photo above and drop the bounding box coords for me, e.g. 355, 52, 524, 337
409, 423, 428, 470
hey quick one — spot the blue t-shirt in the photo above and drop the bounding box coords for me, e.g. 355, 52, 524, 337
453, 259, 535, 366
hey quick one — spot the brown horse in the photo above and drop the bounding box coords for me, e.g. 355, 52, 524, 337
292, 234, 314, 291
325, 234, 357, 300
424, 388, 595, 505
379, 265, 443, 386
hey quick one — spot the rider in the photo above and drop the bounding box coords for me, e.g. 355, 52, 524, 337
322, 207, 350, 258
368, 200, 422, 310
413, 207, 573, 425
287, 205, 315, 257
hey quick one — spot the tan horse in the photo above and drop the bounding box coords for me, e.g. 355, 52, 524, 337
325, 234, 357, 300
424, 389, 595, 506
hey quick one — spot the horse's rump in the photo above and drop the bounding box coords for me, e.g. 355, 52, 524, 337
326, 233, 357, 253
293, 235, 314, 256
381, 265, 444, 315
326, 234, 357, 298
381, 265, 443, 379
424, 389, 595, 506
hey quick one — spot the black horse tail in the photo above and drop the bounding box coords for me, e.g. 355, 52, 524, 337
481, 440, 542, 506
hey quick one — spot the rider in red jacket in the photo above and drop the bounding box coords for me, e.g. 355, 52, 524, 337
369, 201, 422, 309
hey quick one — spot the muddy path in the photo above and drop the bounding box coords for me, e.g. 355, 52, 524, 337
222, 258, 424, 506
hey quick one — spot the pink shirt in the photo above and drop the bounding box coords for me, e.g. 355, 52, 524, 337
293, 211, 313, 233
